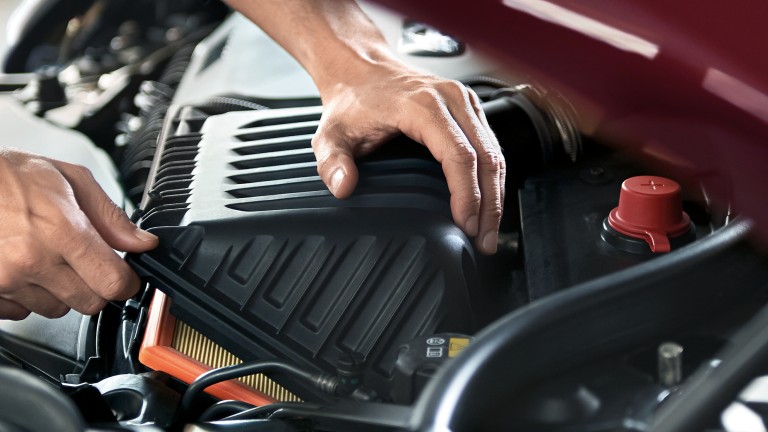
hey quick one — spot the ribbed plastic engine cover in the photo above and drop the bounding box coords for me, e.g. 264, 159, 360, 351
128, 104, 480, 399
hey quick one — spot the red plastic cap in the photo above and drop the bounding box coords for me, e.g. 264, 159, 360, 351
608, 176, 691, 253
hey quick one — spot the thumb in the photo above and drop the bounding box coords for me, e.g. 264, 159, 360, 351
54, 161, 159, 253
312, 123, 359, 199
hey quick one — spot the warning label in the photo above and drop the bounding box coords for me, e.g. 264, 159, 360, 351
448, 337, 470, 358
426, 347, 444, 358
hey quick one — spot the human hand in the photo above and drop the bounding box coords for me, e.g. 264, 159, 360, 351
223, 0, 504, 253
0, 149, 159, 320
313, 62, 506, 254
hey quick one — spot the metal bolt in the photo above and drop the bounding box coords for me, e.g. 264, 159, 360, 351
658, 342, 684, 387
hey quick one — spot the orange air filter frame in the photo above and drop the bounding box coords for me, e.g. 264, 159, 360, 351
139, 290, 277, 406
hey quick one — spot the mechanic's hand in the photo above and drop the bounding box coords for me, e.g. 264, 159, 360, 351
313, 62, 506, 254
0, 149, 159, 320
225, 0, 504, 253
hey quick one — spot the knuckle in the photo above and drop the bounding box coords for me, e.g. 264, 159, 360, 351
99, 267, 135, 300
499, 154, 507, 169
312, 117, 348, 147
311, 135, 329, 157
0, 268, 16, 290
49, 208, 89, 242
3, 308, 30, 321
311, 131, 335, 162
412, 87, 442, 106
499, 157, 508, 177
100, 275, 128, 300
64, 236, 91, 262
104, 199, 128, 224
44, 304, 71, 319
81, 298, 107, 316
310, 128, 325, 149
456, 186, 482, 209
437, 79, 465, 95
468, 195, 483, 209
67, 164, 95, 183
477, 148, 501, 169
448, 142, 478, 167
314, 153, 333, 178
467, 88, 484, 110
485, 207, 504, 221
8, 242, 39, 274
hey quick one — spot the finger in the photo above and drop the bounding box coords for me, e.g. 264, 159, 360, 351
35, 262, 107, 316
312, 119, 360, 199
0, 299, 31, 320
445, 85, 504, 254
4, 285, 70, 319
400, 95, 481, 237
468, 90, 506, 207
52, 161, 158, 253
58, 212, 142, 302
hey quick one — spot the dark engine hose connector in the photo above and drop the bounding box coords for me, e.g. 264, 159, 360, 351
480, 85, 581, 185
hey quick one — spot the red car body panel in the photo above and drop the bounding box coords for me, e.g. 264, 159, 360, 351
376, 0, 768, 243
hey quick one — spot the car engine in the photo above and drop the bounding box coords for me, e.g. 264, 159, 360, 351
1, 1, 768, 431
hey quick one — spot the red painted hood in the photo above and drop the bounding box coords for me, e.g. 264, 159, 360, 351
376, 0, 768, 243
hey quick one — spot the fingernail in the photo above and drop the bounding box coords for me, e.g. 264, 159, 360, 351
330, 168, 345, 196
482, 231, 498, 254
465, 215, 479, 237
134, 228, 158, 242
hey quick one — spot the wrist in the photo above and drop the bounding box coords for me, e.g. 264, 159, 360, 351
312, 46, 403, 99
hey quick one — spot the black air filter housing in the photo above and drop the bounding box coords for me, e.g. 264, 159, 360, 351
129, 104, 481, 400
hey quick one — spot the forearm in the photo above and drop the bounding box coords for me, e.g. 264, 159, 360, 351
223, 0, 396, 94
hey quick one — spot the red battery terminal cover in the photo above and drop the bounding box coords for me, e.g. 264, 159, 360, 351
608, 176, 691, 253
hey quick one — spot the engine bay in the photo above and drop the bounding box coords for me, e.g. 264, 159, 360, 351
1, 1, 768, 431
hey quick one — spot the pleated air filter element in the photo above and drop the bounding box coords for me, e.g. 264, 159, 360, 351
140, 291, 300, 404
130, 104, 482, 401
172, 321, 300, 403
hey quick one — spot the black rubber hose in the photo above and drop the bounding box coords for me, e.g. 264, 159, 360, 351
199, 400, 256, 422
178, 361, 336, 424
410, 218, 765, 431
187, 419, 300, 431
224, 402, 299, 421
459, 74, 513, 89
650, 298, 768, 432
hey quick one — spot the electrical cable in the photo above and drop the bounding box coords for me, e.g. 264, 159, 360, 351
177, 361, 337, 424
223, 402, 303, 421
199, 400, 256, 422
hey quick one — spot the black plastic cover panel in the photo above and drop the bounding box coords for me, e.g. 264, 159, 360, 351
129, 105, 480, 398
